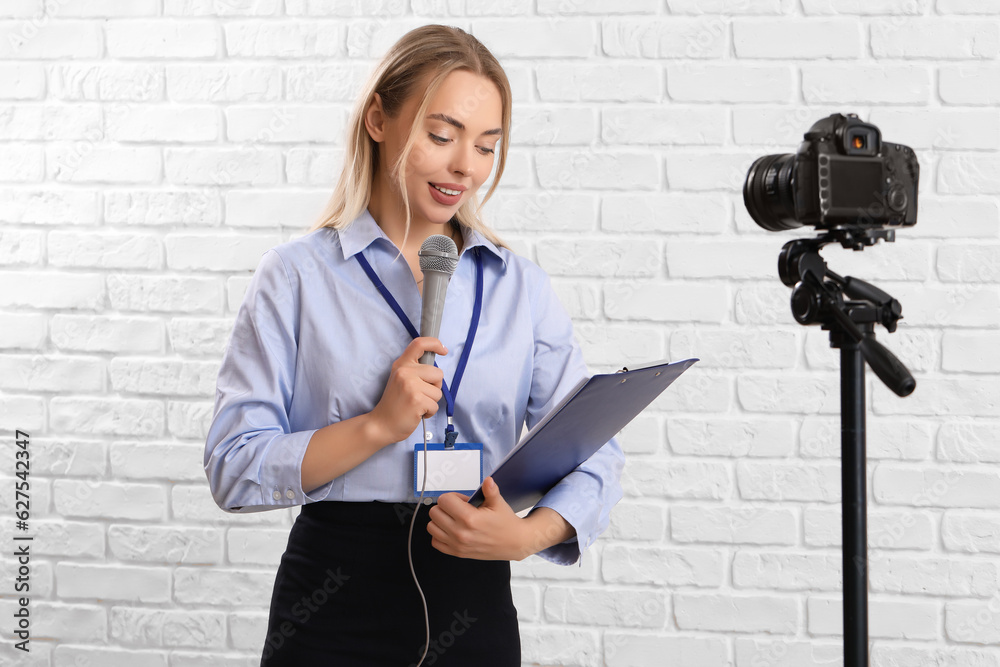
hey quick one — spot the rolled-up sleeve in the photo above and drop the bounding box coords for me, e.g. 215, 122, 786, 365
524, 270, 625, 566
204, 249, 333, 513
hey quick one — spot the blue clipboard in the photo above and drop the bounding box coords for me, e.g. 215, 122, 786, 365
468, 358, 698, 513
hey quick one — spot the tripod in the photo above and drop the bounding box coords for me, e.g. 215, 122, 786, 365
778, 227, 916, 667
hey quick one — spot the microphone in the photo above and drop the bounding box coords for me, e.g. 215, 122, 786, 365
417, 234, 460, 365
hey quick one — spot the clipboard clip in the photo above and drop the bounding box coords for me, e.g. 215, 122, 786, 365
616, 366, 629, 373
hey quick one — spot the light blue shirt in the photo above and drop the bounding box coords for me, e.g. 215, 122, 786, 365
203, 209, 624, 566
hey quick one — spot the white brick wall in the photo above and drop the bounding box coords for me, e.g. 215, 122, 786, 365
0, 2, 998, 666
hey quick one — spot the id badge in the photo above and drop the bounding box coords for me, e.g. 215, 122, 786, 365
413, 442, 484, 498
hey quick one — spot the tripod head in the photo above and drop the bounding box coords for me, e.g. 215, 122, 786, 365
778, 231, 916, 397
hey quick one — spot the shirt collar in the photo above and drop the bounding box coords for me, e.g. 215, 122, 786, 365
337, 207, 507, 270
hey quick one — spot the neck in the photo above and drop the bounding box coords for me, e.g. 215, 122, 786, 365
368, 177, 462, 256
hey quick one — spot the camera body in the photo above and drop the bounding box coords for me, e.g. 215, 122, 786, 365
744, 113, 919, 233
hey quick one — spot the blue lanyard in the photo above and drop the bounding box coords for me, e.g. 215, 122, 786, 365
355, 246, 484, 447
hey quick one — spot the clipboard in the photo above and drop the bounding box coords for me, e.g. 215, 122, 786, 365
467, 357, 699, 513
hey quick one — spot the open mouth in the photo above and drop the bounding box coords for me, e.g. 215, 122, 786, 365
430, 183, 462, 196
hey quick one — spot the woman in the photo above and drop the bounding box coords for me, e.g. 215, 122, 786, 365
204, 24, 624, 666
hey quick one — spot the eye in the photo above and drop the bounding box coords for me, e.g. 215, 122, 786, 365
478, 146, 495, 156
428, 133, 448, 144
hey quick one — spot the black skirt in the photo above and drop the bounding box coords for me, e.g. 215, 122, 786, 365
260, 500, 521, 666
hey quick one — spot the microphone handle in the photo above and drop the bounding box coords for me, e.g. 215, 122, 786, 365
419, 269, 451, 365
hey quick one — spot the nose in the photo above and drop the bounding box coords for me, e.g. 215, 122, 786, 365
451, 143, 475, 178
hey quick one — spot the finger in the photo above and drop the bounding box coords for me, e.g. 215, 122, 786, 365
403, 336, 448, 362
437, 491, 476, 523
428, 504, 459, 534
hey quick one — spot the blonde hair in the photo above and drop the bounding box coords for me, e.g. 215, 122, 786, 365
307, 24, 511, 249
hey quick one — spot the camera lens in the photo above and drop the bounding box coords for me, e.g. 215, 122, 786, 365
743, 153, 800, 232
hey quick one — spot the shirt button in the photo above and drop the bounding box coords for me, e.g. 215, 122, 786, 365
272, 490, 281, 500
425, 431, 433, 440
285, 489, 295, 499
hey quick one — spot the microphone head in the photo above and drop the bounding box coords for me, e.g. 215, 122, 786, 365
418, 234, 459, 275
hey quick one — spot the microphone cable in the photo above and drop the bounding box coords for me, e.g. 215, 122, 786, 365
407, 416, 431, 667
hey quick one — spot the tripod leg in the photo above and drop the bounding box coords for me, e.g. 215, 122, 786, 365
841, 339, 869, 666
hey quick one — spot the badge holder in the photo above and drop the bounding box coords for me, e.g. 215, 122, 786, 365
413, 442, 483, 498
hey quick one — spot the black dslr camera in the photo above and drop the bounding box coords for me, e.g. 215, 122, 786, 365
743, 113, 919, 235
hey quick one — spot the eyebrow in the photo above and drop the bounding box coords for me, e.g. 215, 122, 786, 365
427, 113, 502, 136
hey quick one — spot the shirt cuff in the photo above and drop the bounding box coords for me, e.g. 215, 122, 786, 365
530, 481, 590, 567
228, 428, 331, 512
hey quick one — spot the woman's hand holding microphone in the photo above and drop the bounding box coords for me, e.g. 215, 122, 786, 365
367, 337, 448, 446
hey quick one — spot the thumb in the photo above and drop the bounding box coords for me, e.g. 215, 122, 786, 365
482, 476, 502, 502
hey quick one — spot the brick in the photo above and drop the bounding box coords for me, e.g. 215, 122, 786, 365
520, 627, 599, 667
940, 65, 1000, 104
602, 545, 723, 586
733, 551, 842, 591
49, 146, 161, 184
51, 315, 163, 353
885, 283, 1000, 328
108, 274, 222, 313
285, 147, 343, 185
536, 64, 661, 102
50, 397, 164, 436
53, 480, 167, 520
874, 377, 1000, 417
666, 240, 779, 279
105, 189, 220, 226
606, 635, 728, 667
668, 64, 794, 103
738, 460, 841, 502
223, 20, 348, 58
346, 19, 466, 58
285, 63, 368, 102
939, 0, 1000, 11
173, 567, 277, 605
0, 312, 46, 349
513, 106, 596, 145
412, 0, 528, 15
733, 19, 861, 58
809, 596, 939, 639
0, 20, 102, 59
668, 417, 795, 457
0, 143, 42, 182
111, 441, 205, 481
167, 317, 232, 355
536, 149, 660, 191
472, 20, 596, 58
0, 270, 103, 309
605, 502, 666, 541
943, 331, 1000, 373
0, 103, 101, 140
34, 520, 104, 557
943, 511, 1000, 554
601, 193, 728, 234
227, 527, 288, 565
665, 151, 759, 191
869, 109, 1000, 150
57, 563, 170, 603
938, 421, 1000, 463
164, 232, 279, 272
873, 464, 1000, 508
0, 228, 42, 263
737, 374, 840, 414
870, 645, 1000, 667
938, 244, 1000, 283
734, 282, 796, 325
939, 155, 1000, 194
799, 415, 935, 460
0, 63, 44, 99
31, 602, 107, 643
54, 0, 159, 15
48, 230, 161, 269
617, 415, 661, 455
52, 647, 167, 667
603, 18, 726, 58
947, 600, 1000, 644
167, 400, 215, 440
872, 19, 999, 59
225, 105, 346, 143
802, 64, 931, 104
735, 638, 843, 667
802, 0, 929, 12
166, 0, 281, 15
675, 593, 798, 632
109, 524, 223, 563
51, 63, 164, 102
109, 358, 218, 396
110, 606, 227, 648
871, 555, 998, 597
224, 190, 332, 227
671, 505, 797, 545
33, 438, 106, 476
107, 20, 219, 58
604, 107, 726, 145
576, 324, 663, 366
489, 193, 596, 233
544, 586, 667, 627
167, 63, 280, 102
669, 0, 784, 11
537, 239, 661, 278
106, 104, 218, 142
805, 506, 935, 550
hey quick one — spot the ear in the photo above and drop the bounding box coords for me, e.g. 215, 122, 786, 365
364, 92, 386, 143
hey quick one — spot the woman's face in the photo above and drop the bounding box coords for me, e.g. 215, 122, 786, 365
371, 69, 503, 227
